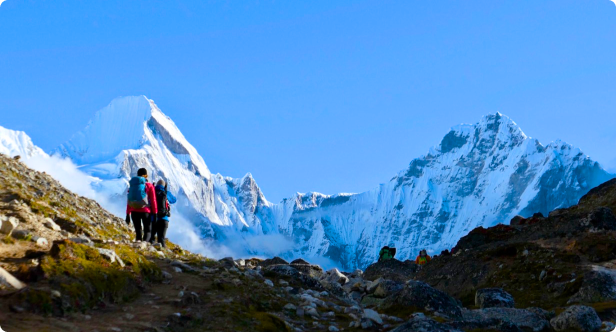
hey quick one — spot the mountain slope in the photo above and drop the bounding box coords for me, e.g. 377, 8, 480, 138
0, 125, 47, 158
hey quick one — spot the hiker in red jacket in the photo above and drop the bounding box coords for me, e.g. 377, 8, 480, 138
125, 168, 158, 242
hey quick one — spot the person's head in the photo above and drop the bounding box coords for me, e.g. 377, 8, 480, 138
137, 168, 148, 179
420, 249, 427, 257
156, 179, 166, 187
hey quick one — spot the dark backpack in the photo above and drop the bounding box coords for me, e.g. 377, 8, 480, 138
128, 176, 148, 209
156, 187, 170, 217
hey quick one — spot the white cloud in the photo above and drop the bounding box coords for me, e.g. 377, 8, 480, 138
0, 1, 6, 7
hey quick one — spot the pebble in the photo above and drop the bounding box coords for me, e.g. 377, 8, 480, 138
328, 326, 339, 332
264, 279, 274, 287
173, 267, 182, 273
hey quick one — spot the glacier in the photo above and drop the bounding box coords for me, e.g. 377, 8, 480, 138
2, 96, 613, 269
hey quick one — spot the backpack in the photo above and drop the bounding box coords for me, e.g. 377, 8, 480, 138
127, 176, 149, 209
156, 187, 170, 217
379, 246, 395, 262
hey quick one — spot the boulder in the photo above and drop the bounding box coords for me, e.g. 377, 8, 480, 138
322, 268, 349, 286
550, 305, 601, 332
568, 271, 616, 304
475, 288, 515, 309
0, 266, 26, 290
382, 280, 462, 319
364, 259, 419, 283
373, 279, 404, 298
362, 309, 383, 325
0, 215, 19, 235
258, 256, 289, 267
218, 257, 237, 268
43, 218, 62, 231
455, 308, 550, 332
391, 313, 463, 332
32, 236, 48, 247
96, 248, 125, 267
11, 229, 31, 240
171, 260, 197, 272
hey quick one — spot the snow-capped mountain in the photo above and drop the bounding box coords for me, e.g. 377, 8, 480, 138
269, 113, 613, 268
2, 96, 612, 269
0, 125, 47, 158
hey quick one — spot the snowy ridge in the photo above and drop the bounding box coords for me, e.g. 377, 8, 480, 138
2, 98, 613, 269
0, 125, 47, 158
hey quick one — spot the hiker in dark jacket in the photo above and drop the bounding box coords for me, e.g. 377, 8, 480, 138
126, 168, 157, 242
154, 179, 176, 247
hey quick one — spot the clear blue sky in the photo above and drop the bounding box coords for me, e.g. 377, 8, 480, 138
1, 1, 615, 202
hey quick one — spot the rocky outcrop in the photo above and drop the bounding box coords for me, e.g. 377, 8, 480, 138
568, 271, 616, 304
381, 280, 463, 319
550, 305, 602, 332
363, 259, 419, 282
392, 313, 463, 332
475, 288, 515, 309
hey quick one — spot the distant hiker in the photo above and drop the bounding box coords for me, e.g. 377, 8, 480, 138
126, 168, 157, 242
415, 249, 431, 265
378, 246, 397, 262
154, 179, 176, 247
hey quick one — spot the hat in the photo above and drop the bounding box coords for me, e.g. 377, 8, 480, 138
156, 179, 166, 187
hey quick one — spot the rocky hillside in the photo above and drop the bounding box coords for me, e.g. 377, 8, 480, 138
0, 153, 407, 332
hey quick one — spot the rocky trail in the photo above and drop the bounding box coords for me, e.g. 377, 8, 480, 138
2, 152, 616, 332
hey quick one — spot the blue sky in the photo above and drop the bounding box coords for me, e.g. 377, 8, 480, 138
1, 0, 615, 202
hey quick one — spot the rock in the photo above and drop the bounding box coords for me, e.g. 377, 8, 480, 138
264, 279, 274, 287
363, 309, 383, 325
259, 256, 289, 267
132, 242, 148, 250
373, 279, 404, 298
283, 303, 297, 311
364, 259, 419, 283
171, 260, 196, 272
180, 292, 201, 305
69, 237, 92, 245
306, 307, 319, 318
0, 266, 26, 290
172, 267, 182, 273
291, 258, 310, 265
0, 215, 19, 235
235, 259, 245, 267
328, 326, 339, 332
162, 271, 173, 279
219, 257, 237, 268
455, 307, 550, 332
43, 218, 62, 231
322, 268, 349, 286
382, 280, 462, 319
392, 313, 463, 332
568, 271, 616, 304
475, 288, 515, 309
550, 305, 602, 332
96, 248, 126, 267
279, 280, 289, 286
32, 236, 48, 247
296, 307, 305, 318
11, 229, 31, 240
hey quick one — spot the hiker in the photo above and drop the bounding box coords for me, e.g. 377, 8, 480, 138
378, 246, 397, 262
415, 249, 431, 265
125, 168, 157, 242
154, 179, 176, 247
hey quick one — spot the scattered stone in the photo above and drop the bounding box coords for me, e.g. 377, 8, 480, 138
291, 258, 310, 265
0, 215, 19, 235
306, 307, 319, 318
382, 280, 462, 319
0, 266, 26, 290
259, 256, 289, 267
296, 307, 305, 318
550, 305, 602, 332
279, 280, 289, 286
11, 229, 31, 240
475, 288, 515, 309
170, 260, 196, 272
69, 237, 92, 245
43, 218, 62, 231
219, 257, 237, 268
456, 307, 550, 332
283, 303, 297, 311
173, 267, 182, 273
264, 279, 274, 287
328, 326, 339, 331
363, 309, 383, 325
364, 258, 419, 283
392, 313, 463, 332
96, 248, 126, 267
162, 271, 173, 279
32, 236, 48, 247
124, 313, 135, 320
51, 290, 62, 298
